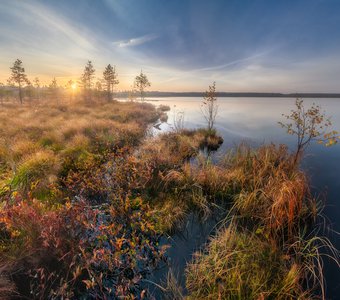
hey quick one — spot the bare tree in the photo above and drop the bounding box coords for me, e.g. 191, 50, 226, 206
134, 70, 151, 101
8, 59, 30, 104
103, 64, 119, 101
80, 60, 95, 101
201, 82, 218, 132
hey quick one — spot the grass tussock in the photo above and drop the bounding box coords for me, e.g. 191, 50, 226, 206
224, 144, 314, 238
158, 104, 171, 112
0, 100, 160, 201
145, 140, 337, 299
135, 129, 224, 231
159, 144, 314, 237
196, 128, 224, 150
181, 143, 338, 300
11, 150, 60, 197
186, 226, 310, 300
138, 129, 223, 172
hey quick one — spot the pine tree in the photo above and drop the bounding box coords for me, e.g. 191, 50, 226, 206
134, 70, 151, 101
80, 60, 95, 101
103, 64, 119, 101
8, 59, 30, 104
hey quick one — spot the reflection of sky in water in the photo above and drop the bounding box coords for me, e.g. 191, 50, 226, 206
146, 97, 340, 296
149, 97, 340, 147
148, 97, 340, 226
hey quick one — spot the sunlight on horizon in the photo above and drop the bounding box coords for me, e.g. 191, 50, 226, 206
0, 1, 339, 299
1, 0, 340, 92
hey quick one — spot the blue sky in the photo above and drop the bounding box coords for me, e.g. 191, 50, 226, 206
1, 0, 340, 92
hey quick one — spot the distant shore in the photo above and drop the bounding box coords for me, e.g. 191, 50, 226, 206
117, 91, 340, 98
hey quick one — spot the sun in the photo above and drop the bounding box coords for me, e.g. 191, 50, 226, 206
71, 83, 77, 90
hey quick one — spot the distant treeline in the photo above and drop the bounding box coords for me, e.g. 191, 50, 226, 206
1, 59, 153, 104
116, 91, 340, 98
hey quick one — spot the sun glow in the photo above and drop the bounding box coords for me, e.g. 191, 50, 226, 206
71, 83, 77, 90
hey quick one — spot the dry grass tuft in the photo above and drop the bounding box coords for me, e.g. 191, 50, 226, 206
186, 226, 311, 300
0, 100, 160, 200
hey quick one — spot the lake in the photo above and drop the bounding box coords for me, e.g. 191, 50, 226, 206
145, 97, 340, 298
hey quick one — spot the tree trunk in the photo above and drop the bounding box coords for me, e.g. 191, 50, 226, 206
18, 84, 23, 104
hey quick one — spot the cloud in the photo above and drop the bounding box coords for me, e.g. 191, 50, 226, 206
0, 1, 94, 51
114, 34, 158, 48
0, 0, 103, 83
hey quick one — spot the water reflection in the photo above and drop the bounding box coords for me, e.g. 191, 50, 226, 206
145, 97, 340, 297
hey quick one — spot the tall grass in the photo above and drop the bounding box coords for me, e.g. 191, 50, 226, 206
182, 144, 338, 299
224, 144, 315, 239
186, 225, 311, 300
0, 99, 338, 298
0, 99, 166, 298
0, 100, 160, 201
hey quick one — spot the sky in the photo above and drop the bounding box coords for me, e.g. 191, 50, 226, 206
1, 0, 340, 92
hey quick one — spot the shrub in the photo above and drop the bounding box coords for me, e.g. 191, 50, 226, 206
0, 197, 165, 299
279, 99, 340, 164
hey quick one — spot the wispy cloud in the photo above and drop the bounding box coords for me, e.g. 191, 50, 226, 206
1, 0, 340, 92
192, 50, 276, 73
0, 0, 101, 83
0, 1, 94, 52
114, 34, 158, 48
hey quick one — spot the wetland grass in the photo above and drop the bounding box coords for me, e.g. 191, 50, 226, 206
0, 99, 337, 299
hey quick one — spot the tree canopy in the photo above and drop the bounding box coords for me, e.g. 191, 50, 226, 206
134, 70, 151, 101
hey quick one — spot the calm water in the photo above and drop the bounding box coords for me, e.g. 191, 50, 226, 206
145, 97, 340, 298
